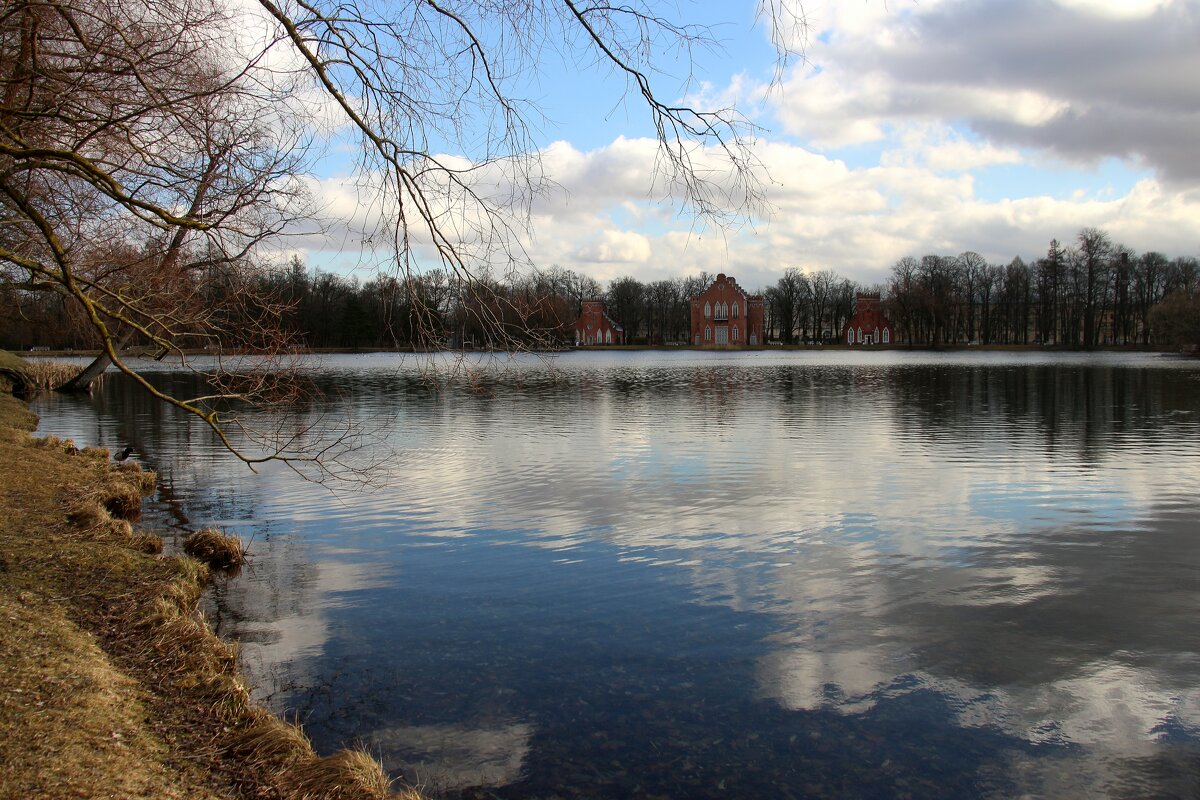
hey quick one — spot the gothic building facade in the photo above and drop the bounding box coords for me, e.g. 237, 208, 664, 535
842, 292, 895, 345
575, 299, 625, 345
689, 274, 766, 347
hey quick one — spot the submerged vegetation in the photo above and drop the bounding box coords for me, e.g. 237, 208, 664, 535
0, 353, 419, 799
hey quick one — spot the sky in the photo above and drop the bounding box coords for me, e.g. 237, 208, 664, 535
296, 0, 1200, 291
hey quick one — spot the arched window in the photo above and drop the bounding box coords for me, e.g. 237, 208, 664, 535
847, 328, 854, 345
733, 302, 739, 319
605, 329, 612, 344
704, 302, 711, 318
874, 327, 880, 344
857, 327, 864, 343
733, 325, 739, 341
705, 326, 711, 341
882, 328, 890, 344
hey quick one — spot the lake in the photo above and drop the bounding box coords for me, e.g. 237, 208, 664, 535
32, 350, 1200, 799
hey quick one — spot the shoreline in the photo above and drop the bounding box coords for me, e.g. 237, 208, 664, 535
0, 353, 420, 800
16, 342, 1184, 358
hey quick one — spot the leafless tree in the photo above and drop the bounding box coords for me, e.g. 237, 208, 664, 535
0, 0, 349, 471
1076, 227, 1113, 348
1, 0, 802, 472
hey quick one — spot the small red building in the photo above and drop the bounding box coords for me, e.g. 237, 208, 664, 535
690, 274, 765, 347
575, 299, 624, 346
842, 292, 894, 346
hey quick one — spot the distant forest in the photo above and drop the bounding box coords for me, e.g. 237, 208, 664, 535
6, 227, 1198, 351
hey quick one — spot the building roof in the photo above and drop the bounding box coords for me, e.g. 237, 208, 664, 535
578, 299, 623, 331
691, 273, 763, 305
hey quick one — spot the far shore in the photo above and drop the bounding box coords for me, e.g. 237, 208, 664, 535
17, 342, 1186, 358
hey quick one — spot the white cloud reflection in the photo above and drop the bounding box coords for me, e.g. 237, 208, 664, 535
368, 721, 533, 790
350, 354, 1200, 790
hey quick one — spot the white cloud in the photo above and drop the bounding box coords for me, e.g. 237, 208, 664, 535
284, 0, 1200, 289
575, 229, 653, 264
771, 0, 1200, 182
1056, 0, 1173, 18
298, 131, 1200, 289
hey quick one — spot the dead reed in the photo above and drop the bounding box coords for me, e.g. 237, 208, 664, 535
22, 360, 104, 391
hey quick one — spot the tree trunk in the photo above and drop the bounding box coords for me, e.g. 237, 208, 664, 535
56, 329, 135, 393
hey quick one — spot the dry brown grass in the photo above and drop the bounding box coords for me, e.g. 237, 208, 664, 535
0, 401, 219, 799
0, 358, 422, 800
21, 359, 76, 390
117, 460, 158, 494
21, 359, 106, 392
232, 712, 406, 799
131, 532, 164, 554
0, 591, 210, 800
289, 749, 395, 799
183, 528, 246, 570
231, 709, 315, 769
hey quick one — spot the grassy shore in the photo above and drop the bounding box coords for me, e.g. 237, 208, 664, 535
0, 353, 420, 800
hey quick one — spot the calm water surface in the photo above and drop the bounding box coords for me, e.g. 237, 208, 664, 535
33, 351, 1200, 798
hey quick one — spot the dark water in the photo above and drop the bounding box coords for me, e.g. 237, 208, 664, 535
32, 351, 1200, 799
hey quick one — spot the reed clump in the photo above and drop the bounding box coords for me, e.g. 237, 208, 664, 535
232, 710, 420, 800
21, 359, 85, 391
131, 532, 164, 554
116, 459, 157, 494
231, 708, 315, 769
288, 749, 396, 799
183, 528, 246, 570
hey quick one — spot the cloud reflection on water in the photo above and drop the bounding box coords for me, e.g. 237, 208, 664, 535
31, 351, 1200, 798
368, 721, 533, 790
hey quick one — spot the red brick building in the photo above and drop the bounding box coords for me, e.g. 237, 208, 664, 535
842, 292, 895, 345
690, 274, 765, 346
575, 299, 624, 345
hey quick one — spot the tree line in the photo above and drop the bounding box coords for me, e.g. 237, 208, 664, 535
884, 229, 1198, 347
5, 226, 1197, 351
